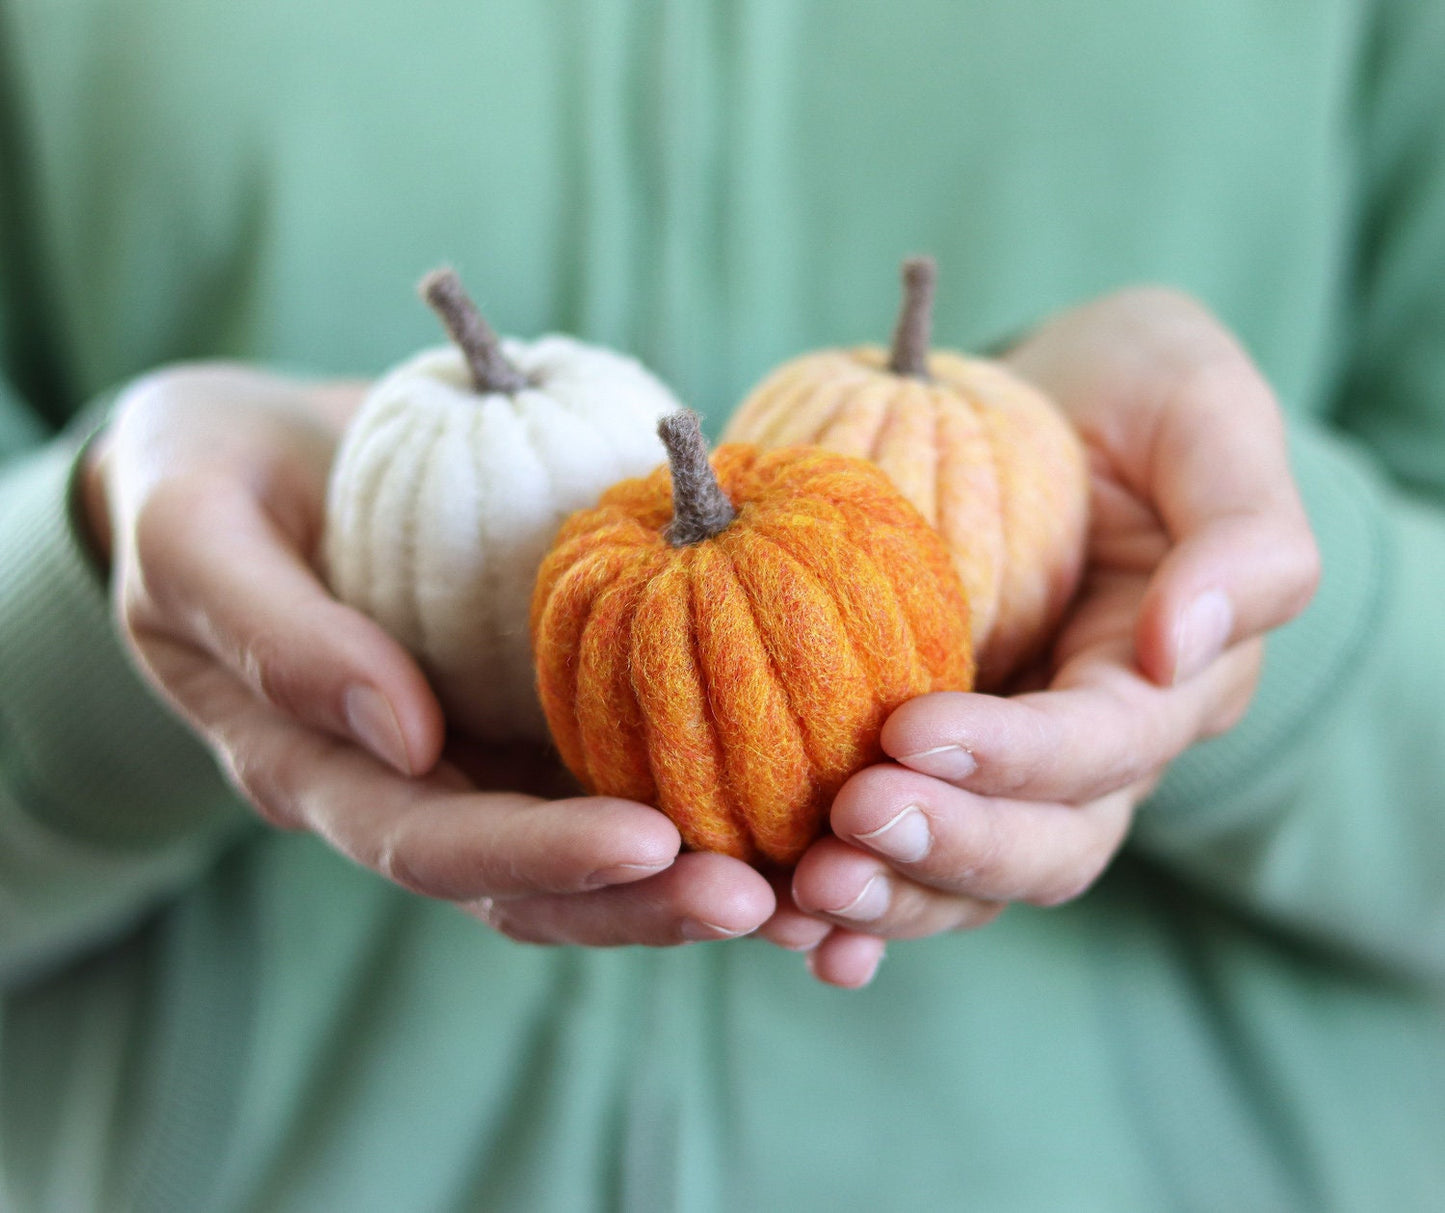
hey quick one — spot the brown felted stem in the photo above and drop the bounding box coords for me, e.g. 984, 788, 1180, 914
887, 255, 938, 379
419, 267, 531, 394
659, 411, 736, 546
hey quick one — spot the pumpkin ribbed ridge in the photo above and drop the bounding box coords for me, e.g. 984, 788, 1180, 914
335, 405, 412, 623
689, 542, 813, 861
765, 359, 867, 449
935, 352, 1088, 683
631, 558, 750, 858
374, 402, 446, 650
739, 358, 836, 446
746, 516, 924, 705
324, 335, 678, 743
723, 342, 1087, 689
727, 528, 877, 800
870, 376, 938, 522
576, 556, 662, 804
534, 546, 643, 781
823, 374, 897, 459
532, 443, 973, 865
931, 380, 1007, 650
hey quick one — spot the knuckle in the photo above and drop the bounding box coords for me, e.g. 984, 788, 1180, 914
982, 706, 1058, 798
1027, 838, 1120, 907
1102, 746, 1150, 795
1026, 800, 1134, 908
1083, 680, 1158, 790
131, 478, 208, 575
243, 627, 308, 716
840, 763, 901, 808
955, 806, 1010, 890
472, 901, 555, 946
377, 812, 505, 902
463, 896, 505, 933
1115, 289, 1279, 430
1027, 868, 1101, 909
374, 818, 432, 897
1282, 525, 1323, 618
1116, 285, 1216, 332
955, 901, 1006, 931
1021, 703, 1062, 755
117, 364, 199, 410
218, 740, 301, 829
1168, 352, 1278, 429
1202, 701, 1247, 740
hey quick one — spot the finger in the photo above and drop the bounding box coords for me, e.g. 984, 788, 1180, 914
830, 765, 1137, 906
1137, 357, 1320, 684
127, 476, 444, 774
142, 636, 681, 900
463, 853, 776, 947
756, 908, 834, 953
881, 640, 1257, 804
1136, 512, 1318, 686
1008, 292, 1320, 685
805, 930, 887, 989
755, 875, 835, 952
792, 836, 1005, 938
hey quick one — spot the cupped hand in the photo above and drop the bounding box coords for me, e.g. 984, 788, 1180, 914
762, 288, 1321, 987
86, 363, 775, 945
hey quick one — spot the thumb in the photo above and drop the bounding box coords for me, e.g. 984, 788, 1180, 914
1136, 377, 1320, 685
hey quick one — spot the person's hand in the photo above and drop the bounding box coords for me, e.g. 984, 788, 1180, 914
85, 363, 775, 945
760, 288, 1321, 987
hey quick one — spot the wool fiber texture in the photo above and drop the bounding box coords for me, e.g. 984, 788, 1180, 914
324, 339, 678, 742
723, 347, 1088, 688
531, 444, 974, 865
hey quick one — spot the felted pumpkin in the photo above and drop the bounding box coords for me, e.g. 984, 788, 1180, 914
723, 257, 1089, 688
324, 268, 679, 742
530, 411, 973, 866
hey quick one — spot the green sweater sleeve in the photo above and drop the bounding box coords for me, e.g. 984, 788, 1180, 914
0, 441, 253, 986
0, 416, 252, 988
1137, 0, 1445, 984
0, 416, 252, 986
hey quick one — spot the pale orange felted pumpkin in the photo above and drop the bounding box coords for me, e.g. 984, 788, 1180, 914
530, 412, 973, 866
723, 258, 1089, 688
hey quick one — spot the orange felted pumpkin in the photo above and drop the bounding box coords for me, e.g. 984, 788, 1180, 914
723, 257, 1089, 688
530, 412, 973, 866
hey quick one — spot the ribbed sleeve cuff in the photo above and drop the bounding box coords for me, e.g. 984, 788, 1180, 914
0, 435, 242, 845
1141, 419, 1389, 830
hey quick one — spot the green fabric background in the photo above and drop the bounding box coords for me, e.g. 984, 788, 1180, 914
3, 2, 1445, 1209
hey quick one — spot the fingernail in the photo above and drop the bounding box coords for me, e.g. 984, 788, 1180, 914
1174, 589, 1234, 684
828, 876, 890, 922
345, 686, 412, 774
586, 861, 671, 889
897, 744, 977, 782
854, 805, 932, 863
681, 919, 748, 942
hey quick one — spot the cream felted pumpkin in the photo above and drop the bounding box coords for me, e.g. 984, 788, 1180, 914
324, 268, 679, 741
723, 257, 1089, 688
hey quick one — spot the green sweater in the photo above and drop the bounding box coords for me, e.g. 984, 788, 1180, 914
4, 2, 1445, 1209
